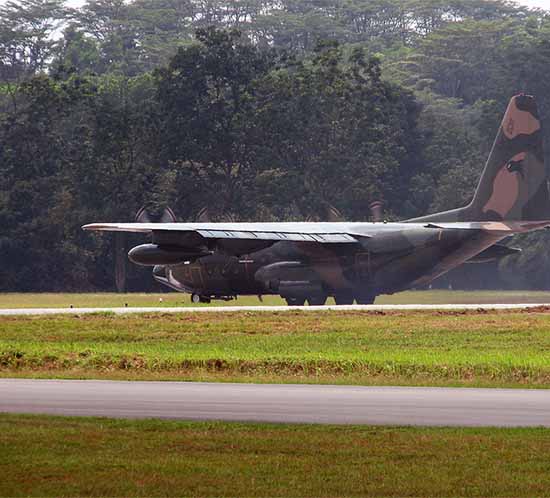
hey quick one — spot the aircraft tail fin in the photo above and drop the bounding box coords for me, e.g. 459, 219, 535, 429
411, 94, 550, 223
470, 94, 548, 221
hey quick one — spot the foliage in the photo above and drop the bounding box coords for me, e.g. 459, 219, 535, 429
1, 0, 550, 290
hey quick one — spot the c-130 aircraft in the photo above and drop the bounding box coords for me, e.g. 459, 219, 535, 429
84, 94, 550, 305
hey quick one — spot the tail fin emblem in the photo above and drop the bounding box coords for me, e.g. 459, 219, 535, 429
506, 158, 524, 179
506, 118, 515, 136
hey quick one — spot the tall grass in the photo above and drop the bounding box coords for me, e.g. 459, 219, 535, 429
2, 310, 550, 386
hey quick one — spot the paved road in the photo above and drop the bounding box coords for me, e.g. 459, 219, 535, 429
1, 303, 549, 315
1, 379, 549, 426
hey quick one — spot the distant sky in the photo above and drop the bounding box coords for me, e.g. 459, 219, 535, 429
63, 0, 550, 9
0, 0, 549, 11
520, 0, 550, 9
60, 0, 550, 8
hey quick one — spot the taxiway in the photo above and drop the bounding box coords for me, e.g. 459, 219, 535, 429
1, 379, 549, 426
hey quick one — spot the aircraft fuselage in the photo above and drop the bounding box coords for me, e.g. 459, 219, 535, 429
153, 228, 503, 304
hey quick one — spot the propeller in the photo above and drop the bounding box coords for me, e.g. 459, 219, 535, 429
196, 207, 211, 222
196, 207, 236, 222
326, 204, 344, 222
135, 206, 178, 223
304, 204, 344, 222
160, 207, 177, 223
135, 206, 152, 223
369, 200, 384, 222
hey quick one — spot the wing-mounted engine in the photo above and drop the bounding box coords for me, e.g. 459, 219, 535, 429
130, 208, 207, 266
128, 229, 277, 266
128, 244, 209, 266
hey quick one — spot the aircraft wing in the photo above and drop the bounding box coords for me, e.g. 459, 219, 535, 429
83, 220, 550, 244
82, 222, 361, 243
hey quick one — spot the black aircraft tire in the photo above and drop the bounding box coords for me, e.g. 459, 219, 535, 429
307, 295, 327, 306
334, 293, 354, 305
191, 293, 211, 304
355, 294, 376, 305
285, 297, 306, 306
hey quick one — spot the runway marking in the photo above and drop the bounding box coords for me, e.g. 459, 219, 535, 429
0, 303, 549, 315
1, 379, 549, 426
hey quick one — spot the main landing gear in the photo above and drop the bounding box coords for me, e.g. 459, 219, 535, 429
285, 295, 327, 306
285, 293, 376, 306
355, 292, 375, 305
285, 297, 306, 306
307, 295, 327, 306
284, 295, 328, 306
334, 292, 354, 305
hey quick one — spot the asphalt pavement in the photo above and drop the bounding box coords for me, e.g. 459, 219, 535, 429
1, 379, 549, 426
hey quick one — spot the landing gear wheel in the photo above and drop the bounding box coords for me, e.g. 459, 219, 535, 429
307, 295, 327, 306
191, 293, 211, 304
285, 297, 306, 306
334, 292, 354, 305
355, 293, 376, 305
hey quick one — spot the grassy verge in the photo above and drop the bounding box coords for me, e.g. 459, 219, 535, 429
3, 290, 550, 308
1, 414, 550, 497
2, 310, 550, 387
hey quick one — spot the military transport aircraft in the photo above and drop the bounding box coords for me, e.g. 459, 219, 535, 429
83, 94, 550, 305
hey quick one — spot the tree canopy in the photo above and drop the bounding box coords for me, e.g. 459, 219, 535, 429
1, 0, 550, 291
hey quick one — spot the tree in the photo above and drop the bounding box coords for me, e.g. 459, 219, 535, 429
155, 27, 273, 219
251, 42, 421, 220
0, 0, 67, 81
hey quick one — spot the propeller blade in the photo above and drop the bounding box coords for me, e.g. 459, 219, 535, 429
135, 206, 152, 223
160, 207, 177, 223
370, 200, 384, 222
326, 204, 344, 222
196, 207, 211, 222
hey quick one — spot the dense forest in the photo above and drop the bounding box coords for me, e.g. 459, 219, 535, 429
2, 0, 550, 291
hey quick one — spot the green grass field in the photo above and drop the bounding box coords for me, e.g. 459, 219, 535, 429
2, 309, 550, 387
1, 414, 550, 497
3, 289, 550, 308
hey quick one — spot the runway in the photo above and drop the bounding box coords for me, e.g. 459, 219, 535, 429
1, 379, 549, 426
1, 303, 549, 315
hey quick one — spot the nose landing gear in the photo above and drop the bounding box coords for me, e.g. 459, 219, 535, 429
191, 293, 211, 304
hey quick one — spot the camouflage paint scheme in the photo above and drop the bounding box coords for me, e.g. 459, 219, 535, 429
83, 95, 550, 305
410, 94, 549, 223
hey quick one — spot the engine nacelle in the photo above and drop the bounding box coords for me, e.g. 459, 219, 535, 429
128, 244, 208, 266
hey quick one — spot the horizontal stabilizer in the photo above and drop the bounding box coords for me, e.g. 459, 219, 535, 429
425, 220, 550, 233
466, 244, 521, 264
